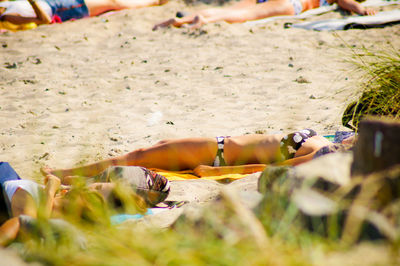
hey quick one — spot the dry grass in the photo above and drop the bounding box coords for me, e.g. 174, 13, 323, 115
342, 45, 400, 130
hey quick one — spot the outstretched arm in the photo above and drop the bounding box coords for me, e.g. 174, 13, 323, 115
277, 152, 317, 166
336, 0, 376, 15
193, 152, 319, 176
27, 0, 51, 23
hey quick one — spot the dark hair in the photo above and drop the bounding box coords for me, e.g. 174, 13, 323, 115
107, 183, 148, 214
108, 188, 123, 210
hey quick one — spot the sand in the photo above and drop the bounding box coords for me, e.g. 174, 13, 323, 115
0, 1, 399, 179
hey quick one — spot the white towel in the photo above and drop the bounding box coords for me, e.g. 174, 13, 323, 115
244, 0, 399, 26
291, 9, 400, 30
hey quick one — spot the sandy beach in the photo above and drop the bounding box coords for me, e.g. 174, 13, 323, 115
0, 1, 399, 179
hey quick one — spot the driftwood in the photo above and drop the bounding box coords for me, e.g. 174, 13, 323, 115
351, 118, 400, 176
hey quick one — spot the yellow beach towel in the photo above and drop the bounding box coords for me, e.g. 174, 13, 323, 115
0, 21, 37, 31
151, 168, 249, 182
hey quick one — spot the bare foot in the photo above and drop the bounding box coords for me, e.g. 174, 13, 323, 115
40, 166, 54, 176
189, 15, 206, 30
152, 18, 177, 31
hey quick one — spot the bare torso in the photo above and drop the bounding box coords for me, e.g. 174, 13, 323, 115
224, 134, 285, 165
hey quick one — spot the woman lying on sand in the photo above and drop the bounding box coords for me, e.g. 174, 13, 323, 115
0, 0, 166, 25
0, 161, 167, 246
44, 129, 355, 179
0, 162, 97, 246
153, 0, 376, 30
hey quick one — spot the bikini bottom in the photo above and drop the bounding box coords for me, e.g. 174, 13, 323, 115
257, 0, 303, 15
213, 136, 230, 167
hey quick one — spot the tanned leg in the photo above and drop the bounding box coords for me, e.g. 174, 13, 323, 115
43, 138, 218, 179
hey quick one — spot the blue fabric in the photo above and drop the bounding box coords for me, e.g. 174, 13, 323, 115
324, 135, 335, 142
45, 0, 89, 21
0, 162, 21, 187
319, 0, 331, 6
0, 162, 21, 221
323, 132, 355, 143
110, 209, 154, 225
333, 131, 355, 143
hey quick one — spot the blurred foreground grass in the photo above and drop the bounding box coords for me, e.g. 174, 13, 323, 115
13, 181, 313, 266
10, 170, 400, 266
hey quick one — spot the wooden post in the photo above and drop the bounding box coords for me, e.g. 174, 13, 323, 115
351, 117, 400, 176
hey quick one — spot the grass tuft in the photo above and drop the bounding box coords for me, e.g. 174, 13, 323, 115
342, 46, 400, 130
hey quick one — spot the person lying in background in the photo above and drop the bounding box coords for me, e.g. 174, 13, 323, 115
0, 0, 167, 25
153, 0, 376, 30
43, 129, 356, 179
